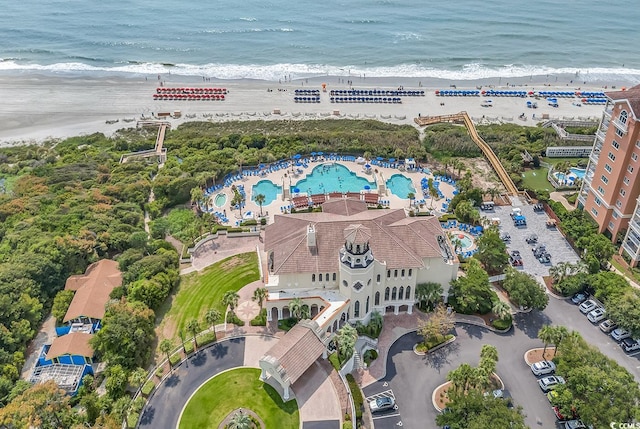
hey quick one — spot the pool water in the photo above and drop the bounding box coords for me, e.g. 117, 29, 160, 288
214, 193, 227, 207
386, 174, 416, 198
569, 167, 586, 178
252, 180, 282, 205
293, 163, 375, 194
451, 232, 473, 250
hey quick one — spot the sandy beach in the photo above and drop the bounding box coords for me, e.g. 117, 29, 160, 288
0, 72, 626, 145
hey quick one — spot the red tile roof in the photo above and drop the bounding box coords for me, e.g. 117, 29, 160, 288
264, 199, 448, 274
64, 260, 122, 323
606, 84, 640, 119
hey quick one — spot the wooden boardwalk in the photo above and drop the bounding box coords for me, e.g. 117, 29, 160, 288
415, 112, 519, 195
120, 121, 170, 164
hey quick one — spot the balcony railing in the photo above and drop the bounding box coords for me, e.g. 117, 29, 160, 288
596, 130, 606, 142
623, 241, 640, 259
589, 152, 600, 165
612, 118, 628, 134
603, 108, 612, 120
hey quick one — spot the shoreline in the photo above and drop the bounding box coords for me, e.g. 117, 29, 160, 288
0, 71, 624, 146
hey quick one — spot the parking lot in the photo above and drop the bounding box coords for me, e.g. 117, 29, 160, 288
488, 205, 580, 277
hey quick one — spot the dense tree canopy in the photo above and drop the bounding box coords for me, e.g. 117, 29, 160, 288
448, 258, 496, 314
473, 225, 508, 274
502, 267, 549, 311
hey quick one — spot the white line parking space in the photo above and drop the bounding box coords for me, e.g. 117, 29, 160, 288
365, 389, 396, 402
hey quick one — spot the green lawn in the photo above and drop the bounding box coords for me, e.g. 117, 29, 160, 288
165, 252, 259, 336
521, 167, 553, 192
178, 368, 299, 429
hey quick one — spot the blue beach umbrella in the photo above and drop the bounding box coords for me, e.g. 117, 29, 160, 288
293, 154, 302, 160
293, 187, 300, 193
389, 158, 395, 162
311, 152, 317, 156
259, 163, 265, 169
376, 156, 384, 161
317, 151, 324, 155
364, 164, 371, 168
364, 185, 371, 190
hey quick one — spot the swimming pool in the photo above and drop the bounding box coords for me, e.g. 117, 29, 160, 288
450, 231, 475, 252
569, 167, 586, 178
293, 163, 376, 194
252, 180, 282, 205
214, 193, 227, 208
386, 174, 416, 198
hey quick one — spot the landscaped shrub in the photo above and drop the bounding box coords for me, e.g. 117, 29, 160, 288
226, 227, 244, 233
198, 331, 217, 346
169, 353, 182, 366
363, 349, 378, 366
328, 352, 341, 371
240, 219, 257, 226
346, 374, 364, 421
141, 380, 155, 396
185, 341, 195, 355
260, 218, 267, 225
491, 316, 512, 331
127, 412, 140, 429
250, 309, 267, 326
342, 422, 353, 429
155, 367, 164, 378
416, 334, 454, 353
278, 317, 298, 332
226, 312, 245, 326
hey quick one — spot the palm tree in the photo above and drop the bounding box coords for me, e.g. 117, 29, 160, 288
254, 193, 266, 216
204, 308, 221, 332
289, 297, 304, 320
222, 291, 240, 316
429, 185, 439, 209
231, 187, 245, 218
369, 311, 383, 335
538, 325, 554, 358
335, 324, 358, 363
549, 325, 569, 356
186, 318, 200, 349
415, 282, 443, 310
190, 187, 205, 211
228, 410, 252, 429
252, 287, 268, 311
407, 192, 415, 209
492, 301, 511, 321
178, 328, 186, 353
159, 338, 174, 369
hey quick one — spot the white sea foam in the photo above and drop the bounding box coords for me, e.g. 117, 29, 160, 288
0, 60, 638, 84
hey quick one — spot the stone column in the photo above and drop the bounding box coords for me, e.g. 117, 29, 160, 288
283, 384, 290, 400
394, 305, 399, 315
407, 303, 413, 315
277, 307, 283, 320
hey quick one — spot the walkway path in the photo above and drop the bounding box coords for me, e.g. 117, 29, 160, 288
550, 191, 576, 211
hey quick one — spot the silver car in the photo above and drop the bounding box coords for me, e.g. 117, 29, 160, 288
538, 375, 565, 392
586, 308, 606, 323
531, 360, 556, 376
611, 328, 632, 341
369, 396, 395, 413
578, 300, 597, 314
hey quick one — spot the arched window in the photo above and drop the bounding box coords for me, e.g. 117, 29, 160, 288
342, 280, 348, 288
312, 274, 316, 282
401, 269, 405, 277
376, 274, 381, 283
399, 286, 404, 300
326, 273, 329, 282
375, 291, 380, 306
384, 287, 390, 301
405, 286, 411, 300
356, 244, 361, 253
333, 273, 337, 281
354, 300, 360, 318
392, 287, 397, 300
620, 110, 628, 124
319, 273, 323, 281
408, 268, 413, 277
387, 270, 391, 278
366, 296, 370, 314
394, 269, 398, 278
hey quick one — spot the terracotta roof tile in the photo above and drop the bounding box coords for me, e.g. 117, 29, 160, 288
606, 84, 640, 119
46, 333, 94, 360
64, 260, 122, 323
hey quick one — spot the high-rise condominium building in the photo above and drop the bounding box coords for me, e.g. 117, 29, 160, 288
577, 84, 640, 265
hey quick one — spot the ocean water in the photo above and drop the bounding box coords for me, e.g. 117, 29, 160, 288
1, 0, 639, 82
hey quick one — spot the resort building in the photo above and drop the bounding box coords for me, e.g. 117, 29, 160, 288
577, 85, 640, 264
30, 260, 121, 395
259, 198, 458, 398
545, 146, 592, 158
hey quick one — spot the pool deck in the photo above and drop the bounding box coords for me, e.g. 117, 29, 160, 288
207, 157, 458, 225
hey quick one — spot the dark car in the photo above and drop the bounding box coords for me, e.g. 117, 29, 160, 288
510, 250, 523, 266
532, 244, 546, 256
571, 293, 588, 305
533, 203, 545, 212
621, 338, 640, 353
538, 253, 551, 264
525, 233, 538, 244
501, 233, 511, 242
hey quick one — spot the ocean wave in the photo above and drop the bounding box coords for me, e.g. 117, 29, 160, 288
239, 17, 257, 22
199, 27, 294, 34
0, 60, 639, 83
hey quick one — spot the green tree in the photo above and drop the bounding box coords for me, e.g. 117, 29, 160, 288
454, 199, 480, 225
0, 381, 76, 429
607, 290, 640, 337
478, 345, 498, 388
228, 410, 252, 429
418, 303, 455, 346
51, 289, 75, 323
577, 234, 615, 273
538, 325, 554, 357
252, 287, 268, 311
91, 301, 156, 370
369, 311, 383, 335
128, 367, 147, 391
105, 364, 128, 400
547, 325, 569, 356
178, 328, 187, 354
204, 308, 222, 331
436, 389, 527, 429
186, 318, 200, 349
222, 290, 240, 316
254, 193, 266, 216
491, 300, 511, 321
289, 297, 304, 321
415, 282, 443, 310
159, 338, 174, 369
448, 258, 495, 314
549, 261, 587, 285
335, 324, 358, 363
501, 267, 549, 311
473, 225, 508, 274
407, 191, 415, 208
230, 186, 245, 218
190, 187, 205, 211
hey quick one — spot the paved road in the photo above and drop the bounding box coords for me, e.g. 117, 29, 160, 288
139, 338, 245, 429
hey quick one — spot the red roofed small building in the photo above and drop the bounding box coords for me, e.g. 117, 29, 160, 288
577, 84, 640, 264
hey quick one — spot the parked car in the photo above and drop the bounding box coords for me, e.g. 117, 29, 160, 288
533, 203, 545, 212
564, 419, 590, 429
578, 300, 598, 314
369, 396, 395, 413
621, 338, 640, 353
611, 328, 632, 341
587, 308, 606, 323
553, 406, 578, 421
599, 319, 618, 333
531, 360, 556, 376
525, 233, 538, 244
538, 253, 551, 264
501, 233, 511, 242
538, 375, 565, 392
491, 389, 513, 408
510, 250, 523, 266
571, 293, 588, 305
532, 244, 546, 257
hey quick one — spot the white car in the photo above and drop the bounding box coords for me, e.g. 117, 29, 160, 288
586, 308, 606, 323
578, 300, 598, 314
369, 396, 395, 413
531, 360, 556, 376
538, 375, 565, 392
611, 328, 632, 341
